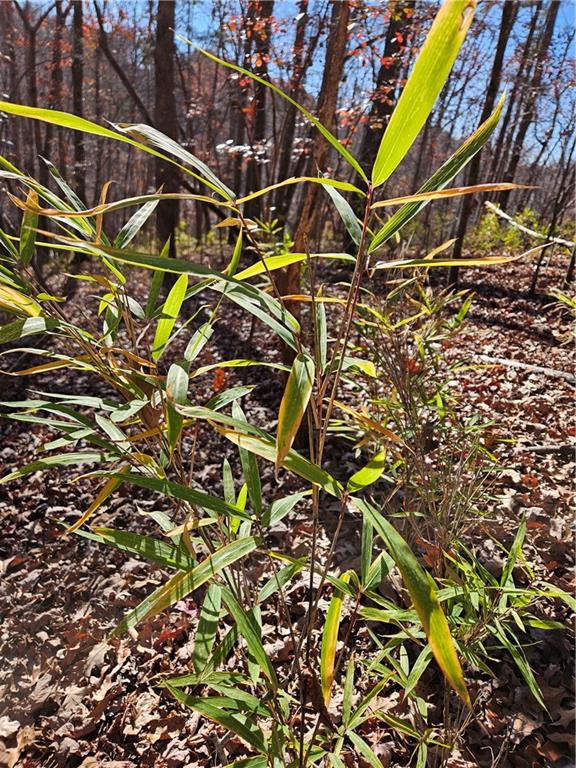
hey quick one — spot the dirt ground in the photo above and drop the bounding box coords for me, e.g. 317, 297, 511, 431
0, 257, 574, 768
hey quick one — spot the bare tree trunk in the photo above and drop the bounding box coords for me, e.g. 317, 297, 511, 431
499, 0, 560, 212
94, 0, 154, 125
244, 1, 274, 221
43, 0, 68, 181
72, 0, 86, 202
448, 0, 518, 286
276, 0, 351, 330
154, 0, 179, 258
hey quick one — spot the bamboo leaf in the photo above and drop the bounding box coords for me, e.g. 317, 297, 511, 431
235, 176, 365, 205
112, 536, 258, 637
371, 182, 529, 209
346, 449, 386, 493
353, 497, 470, 706
152, 273, 188, 360
166, 686, 268, 753
232, 402, 262, 516
321, 571, 351, 704
372, 0, 476, 187
0, 284, 42, 317
276, 351, 315, 472
1, 451, 114, 483
193, 583, 222, 673
369, 93, 504, 253
166, 362, 189, 454
68, 476, 121, 533
221, 586, 278, 689
323, 183, 362, 246
75, 526, 195, 570
111, 470, 251, 521
216, 429, 342, 498
114, 199, 158, 249
19, 189, 38, 266
235, 252, 354, 282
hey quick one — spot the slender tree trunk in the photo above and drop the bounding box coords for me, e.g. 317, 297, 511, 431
276, 0, 351, 328
154, 0, 179, 258
244, 1, 274, 221
72, 0, 86, 202
42, 0, 67, 182
448, 0, 518, 285
499, 1, 560, 213
488, 2, 543, 185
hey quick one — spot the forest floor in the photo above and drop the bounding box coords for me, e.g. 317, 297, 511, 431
0, 257, 574, 768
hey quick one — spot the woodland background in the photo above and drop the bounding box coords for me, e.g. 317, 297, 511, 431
0, 0, 574, 275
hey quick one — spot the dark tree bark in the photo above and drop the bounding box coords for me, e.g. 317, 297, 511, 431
448, 0, 518, 285
276, 0, 351, 325
94, 0, 154, 125
488, 2, 543, 186
244, 1, 274, 221
42, 0, 68, 182
356, 1, 415, 179
72, 0, 86, 202
499, 0, 560, 212
13, 1, 55, 176
154, 0, 179, 258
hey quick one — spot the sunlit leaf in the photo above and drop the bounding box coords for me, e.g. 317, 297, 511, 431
276, 351, 314, 472
372, 0, 476, 187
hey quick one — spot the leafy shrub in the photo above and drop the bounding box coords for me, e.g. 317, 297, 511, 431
0, 2, 568, 765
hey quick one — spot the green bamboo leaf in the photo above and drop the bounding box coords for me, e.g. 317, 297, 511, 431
165, 686, 268, 753
166, 362, 189, 454
74, 526, 195, 571
0, 101, 230, 199
52, 237, 300, 350
369, 94, 504, 253
152, 273, 188, 361
186, 42, 369, 184
276, 351, 315, 472
491, 619, 545, 709
346, 449, 386, 493
0, 451, 114, 483
114, 199, 158, 249
371, 0, 476, 187
321, 571, 351, 705
193, 583, 222, 673
233, 402, 262, 517
114, 122, 234, 200
19, 189, 38, 266
0, 316, 59, 344
261, 490, 310, 529
342, 653, 355, 727
0, 284, 42, 317
348, 732, 385, 768
235, 175, 364, 205
111, 471, 251, 521
353, 497, 470, 706
217, 429, 342, 498
221, 586, 278, 689
323, 183, 362, 246
235, 251, 354, 282
111, 536, 258, 637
